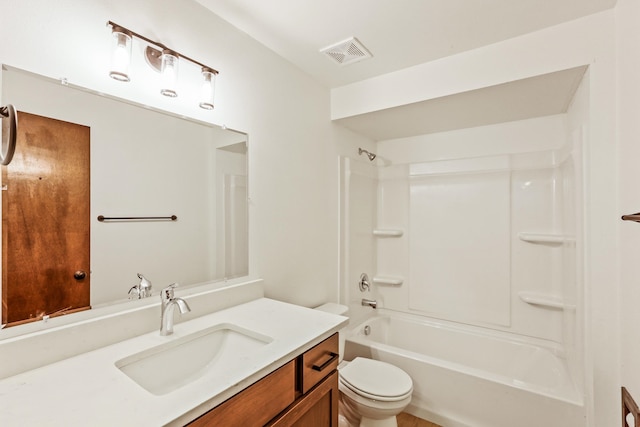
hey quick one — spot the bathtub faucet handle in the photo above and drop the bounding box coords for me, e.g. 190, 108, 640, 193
362, 298, 377, 309
359, 273, 371, 292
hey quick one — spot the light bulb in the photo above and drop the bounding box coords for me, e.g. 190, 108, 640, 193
160, 50, 179, 97
109, 27, 132, 82
199, 69, 216, 110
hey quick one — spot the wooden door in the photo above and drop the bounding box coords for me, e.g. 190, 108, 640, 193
2, 112, 90, 325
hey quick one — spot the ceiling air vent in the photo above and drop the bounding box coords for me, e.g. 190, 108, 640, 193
320, 37, 372, 66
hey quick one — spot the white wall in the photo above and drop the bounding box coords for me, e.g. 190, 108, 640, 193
617, 0, 640, 414
333, 11, 618, 426
0, 0, 340, 307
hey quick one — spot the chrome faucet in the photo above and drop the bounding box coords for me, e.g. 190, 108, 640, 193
160, 283, 191, 336
128, 273, 153, 299
361, 298, 377, 309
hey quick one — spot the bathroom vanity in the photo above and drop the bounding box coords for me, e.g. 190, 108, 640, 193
0, 290, 347, 426
187, 333, 339, 426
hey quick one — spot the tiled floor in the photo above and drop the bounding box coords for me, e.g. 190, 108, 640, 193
397, 412, 442, 427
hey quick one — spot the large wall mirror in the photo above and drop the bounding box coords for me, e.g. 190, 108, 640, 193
0, 65, 248, 330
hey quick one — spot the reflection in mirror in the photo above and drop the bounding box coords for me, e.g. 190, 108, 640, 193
0, 65, 248, 329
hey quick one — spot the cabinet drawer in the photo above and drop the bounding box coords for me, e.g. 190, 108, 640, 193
187, 360, 295, 426
300, 333, 339, 394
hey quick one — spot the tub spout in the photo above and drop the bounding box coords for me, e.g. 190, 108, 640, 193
361, 298, 377, 309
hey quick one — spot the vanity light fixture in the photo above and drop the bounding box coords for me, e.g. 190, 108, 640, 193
106, 21, 219, 109
109, 25, 133, 82
199, 68, 216, 110
160, 49, 179, 97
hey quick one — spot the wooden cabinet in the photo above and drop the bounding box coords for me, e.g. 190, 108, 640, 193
268, 371, 338, 427
187, 361, 296, 426
299, 333, 339, 394
187, 333, 339, 427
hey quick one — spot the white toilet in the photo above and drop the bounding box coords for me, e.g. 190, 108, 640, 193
316, 303, 413, 427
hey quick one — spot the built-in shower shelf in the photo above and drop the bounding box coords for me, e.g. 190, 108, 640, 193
372, 276, 404, 286
518, 291, 574, 310
518, 232, 575, 244
373, 229, 403, 237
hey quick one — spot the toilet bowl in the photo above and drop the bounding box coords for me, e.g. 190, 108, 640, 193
338, 357, 413, 427
315, 304, 413, 427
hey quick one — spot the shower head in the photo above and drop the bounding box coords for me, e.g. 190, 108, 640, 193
358, 148, 377, 161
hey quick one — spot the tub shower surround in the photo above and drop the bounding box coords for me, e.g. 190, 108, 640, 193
341, 112, 586, 426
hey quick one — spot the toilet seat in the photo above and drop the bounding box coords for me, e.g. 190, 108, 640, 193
340, 377, 412, 402
339, 357, 413, 402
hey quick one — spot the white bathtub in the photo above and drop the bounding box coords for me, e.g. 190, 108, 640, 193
343, 310, 585, 427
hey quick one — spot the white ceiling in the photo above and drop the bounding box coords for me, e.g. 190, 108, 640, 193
196, 0, 616, 89
195, 0, 615, 140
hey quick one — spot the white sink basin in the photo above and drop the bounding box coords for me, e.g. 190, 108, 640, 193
115, 323, 272, 395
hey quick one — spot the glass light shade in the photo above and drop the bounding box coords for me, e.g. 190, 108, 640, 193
199, 69, 216, 110
160, 51, 179, 97
109, 29, 132, 82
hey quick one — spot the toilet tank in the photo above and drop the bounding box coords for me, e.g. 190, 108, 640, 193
315, 303, 349, 361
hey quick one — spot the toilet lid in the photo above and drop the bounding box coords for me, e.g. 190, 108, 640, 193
340, 357, 413, 399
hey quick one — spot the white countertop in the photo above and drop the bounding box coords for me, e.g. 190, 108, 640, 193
0, 298, 347, 426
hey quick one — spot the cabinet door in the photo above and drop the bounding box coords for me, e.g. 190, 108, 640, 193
187, 361, 295, 427
269, 371, 339, 427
